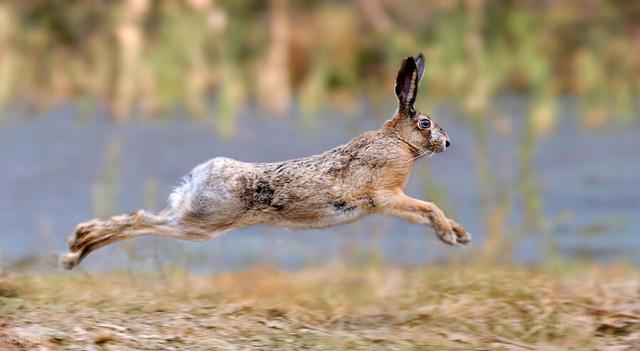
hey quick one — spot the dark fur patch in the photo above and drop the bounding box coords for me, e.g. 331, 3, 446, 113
366, 197, 377, 208
274, 163, 286, 173
333, 201, 357, 212
334, 201, 346, 210
254, 180, 276, 206
238, 176, 280, 211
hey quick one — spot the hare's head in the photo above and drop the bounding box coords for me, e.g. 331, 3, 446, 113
390, 53, 450, 155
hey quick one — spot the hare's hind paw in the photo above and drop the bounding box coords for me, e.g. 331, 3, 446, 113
62, 220, 100, 269
60, 251, 82, 270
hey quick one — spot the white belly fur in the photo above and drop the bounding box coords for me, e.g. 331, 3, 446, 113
277, 205, 367, 229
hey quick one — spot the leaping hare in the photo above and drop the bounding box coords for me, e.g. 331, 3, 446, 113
62, 53, 470, 270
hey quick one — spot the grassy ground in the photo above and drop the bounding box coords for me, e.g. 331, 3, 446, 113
1, 264, 639, 350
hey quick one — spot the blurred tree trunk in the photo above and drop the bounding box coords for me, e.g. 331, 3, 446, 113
357, 0, 391, 33
258, 0, 291, 117
0, 4, 16, 116
113, 0, 148, 121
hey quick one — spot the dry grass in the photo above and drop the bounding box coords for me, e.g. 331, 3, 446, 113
1, 264, 639, 350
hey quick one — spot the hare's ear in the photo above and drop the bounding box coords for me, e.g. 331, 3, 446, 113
415, 53, 426, 85
394, 53, 426, 112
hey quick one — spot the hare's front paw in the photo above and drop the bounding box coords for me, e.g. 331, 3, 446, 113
435, 229, 458, 246
434, 219, 471, 246
449, 219, 471, 246
432, 214, 457, 246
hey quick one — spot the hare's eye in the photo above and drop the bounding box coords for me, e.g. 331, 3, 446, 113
418, 119, 431, 129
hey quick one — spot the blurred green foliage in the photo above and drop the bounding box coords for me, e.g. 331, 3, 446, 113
0, 0, 637, 127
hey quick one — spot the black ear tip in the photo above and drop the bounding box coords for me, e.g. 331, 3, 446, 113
415, 53, 425, 62
403, 56, 416, 70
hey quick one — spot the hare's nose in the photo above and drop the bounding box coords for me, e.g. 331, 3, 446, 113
445, 140, 451, 148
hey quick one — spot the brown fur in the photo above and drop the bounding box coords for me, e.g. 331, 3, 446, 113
61, 53, 470, 270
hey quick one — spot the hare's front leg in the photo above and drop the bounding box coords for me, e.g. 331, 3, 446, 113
377, 192, 471, 246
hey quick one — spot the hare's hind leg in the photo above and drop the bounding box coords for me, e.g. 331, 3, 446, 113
62, 210, 230, 270
377, 192, 471, 246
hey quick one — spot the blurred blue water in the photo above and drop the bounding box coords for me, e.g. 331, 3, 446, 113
0, 98, 638, 271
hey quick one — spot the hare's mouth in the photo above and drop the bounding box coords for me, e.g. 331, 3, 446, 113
431, 144, 446, 153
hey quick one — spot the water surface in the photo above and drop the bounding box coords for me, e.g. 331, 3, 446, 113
1, 99, 638, 271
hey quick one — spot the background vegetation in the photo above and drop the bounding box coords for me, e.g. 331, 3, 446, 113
1, 0, 638, 128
